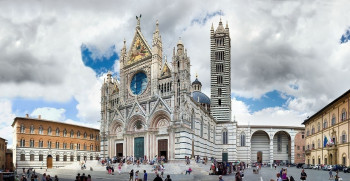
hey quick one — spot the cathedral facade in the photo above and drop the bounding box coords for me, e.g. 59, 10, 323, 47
100, 18, 304, 165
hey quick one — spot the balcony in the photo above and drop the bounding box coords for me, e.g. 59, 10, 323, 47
305, 150, 311, 155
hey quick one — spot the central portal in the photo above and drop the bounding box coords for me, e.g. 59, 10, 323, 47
158, 139, 168, 161
134, 137, 144, 159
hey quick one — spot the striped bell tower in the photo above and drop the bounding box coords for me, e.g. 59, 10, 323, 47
210, 19, 231, 122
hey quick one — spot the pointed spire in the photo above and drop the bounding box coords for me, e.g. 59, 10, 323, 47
226, 21, 229, 29
211, 23, 214, 30
196, 72, 198, 79
156, 20, 159, 32
136, 14, 142, 30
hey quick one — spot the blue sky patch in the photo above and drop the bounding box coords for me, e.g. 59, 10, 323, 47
340, 27, 350, 44
191, 10, 223, 26
234, 90, 293, 113
12, 98, 79, 121
81, 44, 118, 75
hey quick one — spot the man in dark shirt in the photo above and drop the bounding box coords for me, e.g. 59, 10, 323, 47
129, 169, 134, 181
144, 170, 148, 181
153, 174, 163, 181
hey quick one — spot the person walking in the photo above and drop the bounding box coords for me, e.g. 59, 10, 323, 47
300, 169, 307, 181
218, 175, 224, 181
274, 163, 277, 170
329, 169, 333, 179
235, 171, 242, 181
281, 169, 288, 181
143, 170, 148, 181
335, 170, 339, 181
276, 173, 282, 181
118, 164, 122, 175
129, 169, 134, 181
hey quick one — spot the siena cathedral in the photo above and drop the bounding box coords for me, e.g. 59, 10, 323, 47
100, 17, 304, 165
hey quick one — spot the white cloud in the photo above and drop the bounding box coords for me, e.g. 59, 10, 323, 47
31, 107, 66, 121
0, 99, 16, 147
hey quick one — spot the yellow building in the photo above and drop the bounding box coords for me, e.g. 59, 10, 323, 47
303, 89, 350, 166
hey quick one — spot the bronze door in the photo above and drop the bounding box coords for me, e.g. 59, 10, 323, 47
116, 143, 123, 157
158, 139, 168, 160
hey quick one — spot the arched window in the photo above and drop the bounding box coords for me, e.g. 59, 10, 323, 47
70, 155, 74, 162
191, 112, 195, 130
312, 141, 315, 149
30, 154, 34, 161
311, 126, 315, 134
20, 154, 25, 161
63, 155, 67, 162
84, 143, 87, 150
39, 154, 43, 161
218, 99, 221, 106
306, 129, 310, 136
77, 143, 80, 150
48, 127, 52, 135
39, 126, 43, 134
208, 124, 211, 140
77, 131, 81, 138
323, 120, 328, 129
56, 155, 60, 161
20, 124, 25, 133
84, 132, 87, 138
30, 125, 34, 134
47, 141, 52, 148
318, 139, 320, 148
30, 139, 34, 148
39, 139, 43, 148
56, 128, 60, 136
342, 131, 347, 144
240, 132, 246, 146
20, 139, 25, 147
331, 114, 336, 126
222, 129, 228, 144
70, 130, 74, 138
56, 141, 60, 149
341, 109, 347, 121
200, 118, 204, 137
63, 129, 67, 137
317, 122, 320, 132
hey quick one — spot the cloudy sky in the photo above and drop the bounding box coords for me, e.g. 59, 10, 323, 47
1, 0, 350, 146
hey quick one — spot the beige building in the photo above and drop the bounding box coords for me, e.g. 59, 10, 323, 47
12, 115, 100, 169
303, 89, 350, 166
0, 137, 6, 170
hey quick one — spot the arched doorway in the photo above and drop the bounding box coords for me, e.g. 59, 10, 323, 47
273, 131, 291, 164
257, 151, 263, 163
251, 131, 270, 164
47, 155, 53, 168
329, 154, 333, 165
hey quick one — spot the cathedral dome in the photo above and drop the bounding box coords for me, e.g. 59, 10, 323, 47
192, 91, 211, 105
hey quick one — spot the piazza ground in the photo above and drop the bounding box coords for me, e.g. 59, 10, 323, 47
16, 166, 350, 181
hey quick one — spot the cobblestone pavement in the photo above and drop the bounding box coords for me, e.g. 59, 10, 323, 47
17, 166, 350, 181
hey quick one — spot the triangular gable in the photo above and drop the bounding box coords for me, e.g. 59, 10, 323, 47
160, 61, 172, 78
127, 100, 146, 118
127, 29, 152, 65
150, 96, 172, 116
111, 108, 124, 122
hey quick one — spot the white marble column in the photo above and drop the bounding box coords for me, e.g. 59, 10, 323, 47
291, 138, 295, 164
270, 138, 274, 168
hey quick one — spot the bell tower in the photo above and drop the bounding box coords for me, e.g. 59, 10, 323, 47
210, 19, 231, 122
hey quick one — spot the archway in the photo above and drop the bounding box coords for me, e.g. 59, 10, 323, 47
251, 130, 270, 164
273, 131, 291, 164
47, 155, 53, 168
329, 154, 333, 165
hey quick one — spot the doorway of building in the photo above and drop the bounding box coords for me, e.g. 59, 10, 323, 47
158, 139, 168, 161
134, 137, 144, 159
330, 154, 333, 165
47, 155, 53, 168
222, 152, 228, 163
116, 143, 123, 157
257, 151, 263, 163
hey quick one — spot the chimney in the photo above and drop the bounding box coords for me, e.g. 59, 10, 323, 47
38, 115, 41, 119
25, 114, 29, 118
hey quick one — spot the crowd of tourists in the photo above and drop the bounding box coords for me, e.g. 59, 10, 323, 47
15, 168, 60, 181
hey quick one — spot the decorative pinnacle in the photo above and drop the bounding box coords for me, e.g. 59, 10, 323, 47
195, 72, 198, 79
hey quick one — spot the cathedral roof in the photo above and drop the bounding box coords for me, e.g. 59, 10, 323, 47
192, 91, 210, 105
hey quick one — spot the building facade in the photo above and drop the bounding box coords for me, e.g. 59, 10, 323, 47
100, 17, 304, 164
303, 90, 350, 166
12, 115, 100, 169
0, 137, 6, 170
